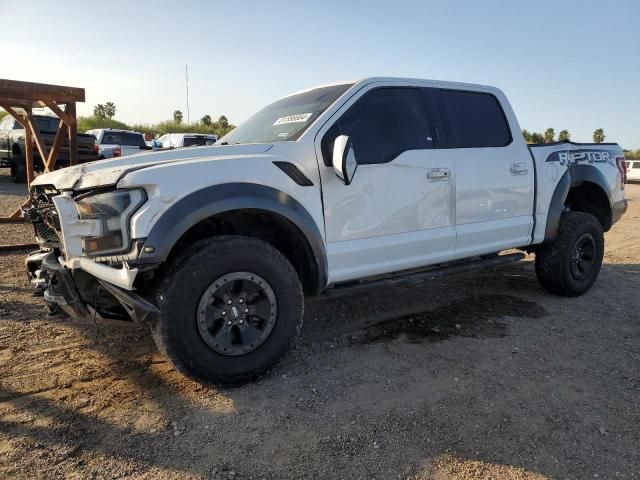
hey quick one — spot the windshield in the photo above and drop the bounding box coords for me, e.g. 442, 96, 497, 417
219, 83, 353, 144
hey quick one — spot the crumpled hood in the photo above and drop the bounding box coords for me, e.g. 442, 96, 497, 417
31, 144, 273, 190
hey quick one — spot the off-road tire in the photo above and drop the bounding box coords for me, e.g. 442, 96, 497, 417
152, 236, 304, 385
535, 211, 604, 296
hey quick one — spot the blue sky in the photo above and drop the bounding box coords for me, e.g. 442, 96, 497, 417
1, 0, 638, 148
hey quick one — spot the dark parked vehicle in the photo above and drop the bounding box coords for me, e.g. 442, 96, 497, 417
0, 115, 99, 183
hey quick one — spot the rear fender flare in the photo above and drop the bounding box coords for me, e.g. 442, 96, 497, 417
544, 166, 613, 242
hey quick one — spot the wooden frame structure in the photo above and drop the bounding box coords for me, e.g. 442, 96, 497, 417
0, 79, 85, 250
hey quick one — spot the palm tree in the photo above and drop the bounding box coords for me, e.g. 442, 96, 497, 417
593, 128, 605, 143
201, 114, 212, 126
558, 130, 570, 141
93, 104, 107, 118
104, 102, 116, 119
218, 115, 229, 129
173, 110, 183, 124
543, 128, 555, 143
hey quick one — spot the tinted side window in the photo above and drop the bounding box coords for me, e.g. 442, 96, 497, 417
322, 88, 433, 165
183, 136, 206, 147
438, 90, 511, 148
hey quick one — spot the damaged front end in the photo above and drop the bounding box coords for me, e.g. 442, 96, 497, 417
23, 185, 160, 325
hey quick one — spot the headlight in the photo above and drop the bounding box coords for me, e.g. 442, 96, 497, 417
75, 189, 146, 256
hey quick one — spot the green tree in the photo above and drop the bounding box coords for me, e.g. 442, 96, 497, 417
544, 128, 555, 143
522, 129, 532, 143
593, 128, 605, 143
173, 110, 183, 124
104, 102, 116, 119
218, 115, 229, 129
201, 114, 212, 126
93, 104, 107, 118
558, 129, 570, 141
531, 132, 544, 144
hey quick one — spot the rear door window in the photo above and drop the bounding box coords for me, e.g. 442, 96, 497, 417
437, 90, 511, 148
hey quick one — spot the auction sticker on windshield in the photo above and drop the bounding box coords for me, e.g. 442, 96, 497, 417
273, 113, 313, 126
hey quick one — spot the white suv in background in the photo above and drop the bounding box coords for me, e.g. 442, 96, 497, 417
157, 133, 218, 149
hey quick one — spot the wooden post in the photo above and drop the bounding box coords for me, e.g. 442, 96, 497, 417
67, 102, 78, 166
26, 113, 49, 170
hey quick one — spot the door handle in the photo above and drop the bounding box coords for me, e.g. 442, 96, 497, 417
427, 168, 450, 181
510, 163, 528, 175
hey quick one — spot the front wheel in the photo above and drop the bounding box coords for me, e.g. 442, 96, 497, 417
535, 211, 604, 296
152, 236, 304, 385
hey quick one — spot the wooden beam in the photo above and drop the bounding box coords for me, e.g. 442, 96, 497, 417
0, 103, 27, 127
0, 215, 27, 224
43, 100, 73, 126
0, 243, 38, 252
23, 106, 35, 186
0, 79, 85, 103
45, 119, 66, 171
26, 114, 49, 171
67, 102, 78, 166
0, 97, 33, 109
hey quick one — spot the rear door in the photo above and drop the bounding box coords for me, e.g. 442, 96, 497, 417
316, 84, 457, 283
433, 88, 534, 255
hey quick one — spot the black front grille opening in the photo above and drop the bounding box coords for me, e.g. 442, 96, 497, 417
34, 221, 59, 244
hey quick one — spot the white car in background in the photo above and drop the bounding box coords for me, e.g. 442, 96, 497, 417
626, 160, 640, 182
156, 133, 218, 149
86, 128, 151, 158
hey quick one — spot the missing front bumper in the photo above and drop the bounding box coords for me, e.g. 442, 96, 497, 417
26, 250, 159, 325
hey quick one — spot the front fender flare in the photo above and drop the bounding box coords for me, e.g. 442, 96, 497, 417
136, 183, 328, 292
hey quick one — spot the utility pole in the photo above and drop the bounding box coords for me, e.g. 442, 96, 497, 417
185, 65, 190, 125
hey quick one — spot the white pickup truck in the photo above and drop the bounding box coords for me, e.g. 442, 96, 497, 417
85, 128, 151, 158
23, 77, 628, 384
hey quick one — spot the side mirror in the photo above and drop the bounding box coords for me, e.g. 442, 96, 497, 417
332, 135, 357, 185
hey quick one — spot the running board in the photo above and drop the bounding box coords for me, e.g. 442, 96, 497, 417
323, 252, 526, 298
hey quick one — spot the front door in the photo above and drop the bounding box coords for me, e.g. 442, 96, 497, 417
316, 85, 457, 284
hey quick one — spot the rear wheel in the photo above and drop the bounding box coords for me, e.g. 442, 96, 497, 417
152, 236, 304, 385
535, 211, 604, 296
10, 157, 27, 183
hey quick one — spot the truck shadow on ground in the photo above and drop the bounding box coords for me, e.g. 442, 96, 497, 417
346, 293, 546, 345
1, 260, 638, 479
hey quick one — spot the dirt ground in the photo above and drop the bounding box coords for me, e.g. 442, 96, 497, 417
0, 169, 638, 479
